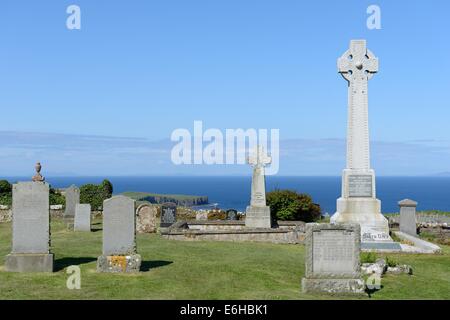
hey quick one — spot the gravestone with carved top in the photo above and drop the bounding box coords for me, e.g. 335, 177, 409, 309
245, 146, 272, 228
5, 164, 53, 272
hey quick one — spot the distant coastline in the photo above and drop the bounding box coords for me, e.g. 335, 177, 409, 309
2, 176, 450, 213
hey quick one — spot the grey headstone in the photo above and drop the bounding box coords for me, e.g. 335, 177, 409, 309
102, 195, 136, 255
301, 223, 365, 294
399, 199, 418, 236
160, 202, 177, 227
97, 195, 141, 273
226, 209, 238, 221
5, 181, 53, 272
74, 203, 91, 232
64, 185, 80, 218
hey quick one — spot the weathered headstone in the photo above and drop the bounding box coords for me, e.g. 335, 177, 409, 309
64, 185, 80, 218
226, 209, 238, 221
160, 202, 177, 227
245, 146, 272, 228
136, 203, 158, 233
97, 195, 141, 273
331, 40, 398, 250
74, 203, 91, 232
399, 199, 418, 236
196, 210, 208, 220
301, 223, 365, 294
5, 181, 53, 272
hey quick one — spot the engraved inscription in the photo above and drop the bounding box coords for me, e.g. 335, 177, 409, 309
348, 175, 372, 197
312, 230, 355, 274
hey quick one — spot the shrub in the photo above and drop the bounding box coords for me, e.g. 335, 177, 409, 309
266, 189, 321, 222
49, 186, 65, 206
360, 252, 377, 264
0, 180, 12, 206
385, 256, 398, 268
80, 179, 113, 210
208, 210, 227, 220
0, 180, 12, 194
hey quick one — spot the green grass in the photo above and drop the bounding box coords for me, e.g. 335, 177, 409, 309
0, 219, 449, 300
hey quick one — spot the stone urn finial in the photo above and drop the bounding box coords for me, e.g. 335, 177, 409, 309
32, 162, 45, 182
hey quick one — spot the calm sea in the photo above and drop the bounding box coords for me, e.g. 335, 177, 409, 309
2, 176, 450, 214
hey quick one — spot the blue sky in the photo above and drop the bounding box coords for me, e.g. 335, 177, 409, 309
0, 0, 449, 176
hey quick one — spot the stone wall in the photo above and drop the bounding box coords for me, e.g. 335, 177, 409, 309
0, 209, 11, 223
163, 228, 305, 244
388, 213, 450, 225
161, 220, 307, 244
0, 209, 103, 223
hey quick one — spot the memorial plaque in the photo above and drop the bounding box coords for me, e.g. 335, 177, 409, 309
348, 175, 372, 198
312, 230, 355, 274
160, 202, 177, 227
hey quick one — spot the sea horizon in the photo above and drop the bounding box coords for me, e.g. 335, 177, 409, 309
1, 175, 450, 214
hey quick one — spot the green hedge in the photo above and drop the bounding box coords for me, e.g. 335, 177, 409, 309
0, 180, 12, 206
266, 189, 321, 222
80, 179, 113, 210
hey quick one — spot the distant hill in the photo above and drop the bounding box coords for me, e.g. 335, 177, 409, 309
122, 191, 208, 207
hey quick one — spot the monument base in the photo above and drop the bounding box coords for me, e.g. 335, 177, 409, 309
332, 198, 402, 251
96, 254, 141, 273
301, 277, 365, 294
5, 253, 54, 273
245, 206, 272, 229
332, 197, 391, 236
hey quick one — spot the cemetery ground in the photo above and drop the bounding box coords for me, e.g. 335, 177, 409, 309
0, 218, 449, 300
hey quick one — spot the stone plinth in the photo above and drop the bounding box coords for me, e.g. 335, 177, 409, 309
245, 206, 272, 229
399, 199, 418, 236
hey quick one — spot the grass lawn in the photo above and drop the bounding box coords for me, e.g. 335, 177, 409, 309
0, 218, 449, 300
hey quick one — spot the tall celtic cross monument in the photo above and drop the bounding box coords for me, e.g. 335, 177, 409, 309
331, 40, 398, 248
245, 146, 272, 229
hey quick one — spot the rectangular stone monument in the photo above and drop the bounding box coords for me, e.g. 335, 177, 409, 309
97, 195, 141, 273
160, 202, 177, 227
301, 223, 365, 294
64, 185, 80, 218
245, 146, 272, 229
74, 203, 91, 232
399, 199, 418, 236
5, 182, 53, 273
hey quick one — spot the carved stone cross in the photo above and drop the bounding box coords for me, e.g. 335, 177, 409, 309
248, 146, 271, 168
337, 40, 378, 170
